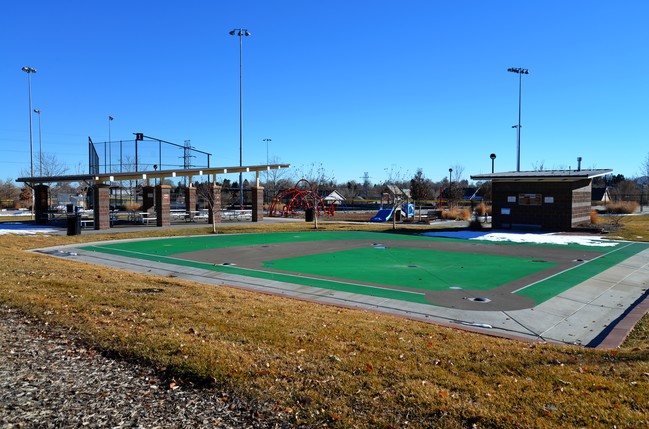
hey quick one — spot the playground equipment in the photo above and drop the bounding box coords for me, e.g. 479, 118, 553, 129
269, 179, 335, 218
371, 207, 395, 222
370, 184, 413, 222
370, 203, 414, 222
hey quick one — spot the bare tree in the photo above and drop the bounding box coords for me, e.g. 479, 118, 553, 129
196, 180, 220, 233
639, 153, 649, 211
410, 169, 433, 201
264, 156, 290, 198
19, 186, 32, 209
20, 153, 73, 207
532, 161, 545, 171
339, 180, 360, 199
383, 164, 409, 187
118, 155, 145, 206
293, 162, 335, 194
450, 164, 465, 184
0, 179, 20, 208
641, 152, 649, 180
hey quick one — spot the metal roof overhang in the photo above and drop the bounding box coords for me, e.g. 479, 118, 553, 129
16, 163, 291, 185
470, 169, 612, 183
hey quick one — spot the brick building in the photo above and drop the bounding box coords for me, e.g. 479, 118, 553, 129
471, 169, 612, 230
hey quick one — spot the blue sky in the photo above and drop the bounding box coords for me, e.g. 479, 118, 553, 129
2, 1, 648, 186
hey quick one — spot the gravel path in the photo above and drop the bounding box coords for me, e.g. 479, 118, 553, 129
0, 306, 293, 428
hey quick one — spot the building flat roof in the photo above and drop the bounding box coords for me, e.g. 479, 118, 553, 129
471, 169, 612, 182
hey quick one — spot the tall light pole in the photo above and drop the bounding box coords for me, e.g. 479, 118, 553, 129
34, 109, 42, 176
507, 67, 528, 172
22, 67, 37, 178
22, 66, 37, 219
490, 153, 496, 174
230, 28, 251, 210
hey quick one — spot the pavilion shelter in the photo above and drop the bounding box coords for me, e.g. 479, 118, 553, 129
470, 169, 612, 231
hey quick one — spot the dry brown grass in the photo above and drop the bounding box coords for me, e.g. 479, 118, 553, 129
1, 221, 648, 428
124, 202, 141, 211
606, 201, 639, 214
590, 209, 600, 224
441, 208, 471, 221
477, 203, 487, 216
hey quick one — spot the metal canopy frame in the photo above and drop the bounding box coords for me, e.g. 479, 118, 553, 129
16, 163, 291, 187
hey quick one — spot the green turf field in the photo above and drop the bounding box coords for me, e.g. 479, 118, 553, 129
263, 246, 554, 291
81, 231, 648, 307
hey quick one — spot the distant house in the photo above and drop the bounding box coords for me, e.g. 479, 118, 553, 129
324, 190, 345, 205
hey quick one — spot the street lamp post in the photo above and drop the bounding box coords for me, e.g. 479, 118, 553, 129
22, 66, 37, 219
488, 153, 496, 222
263, 138, 271, 211
108, 116, 114, 173
507, 67, 529, 172
263, 138, 271, 167
230, 28, 251, 210
22, 67, 37, 178
448, 168, 453, 208
34, 109, 42, 176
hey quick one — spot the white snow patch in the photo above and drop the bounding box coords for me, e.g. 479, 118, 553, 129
0, 223, 60, 235
421, 231, 618, 247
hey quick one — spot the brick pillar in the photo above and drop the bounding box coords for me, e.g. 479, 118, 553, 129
155, 185, 171, 227
142, 186, 154, 211
93, 184, 111, 230
186, 186, 196, 221
252, 185, 264, 222
34, 184, 49, 225
208, 184, 222, 224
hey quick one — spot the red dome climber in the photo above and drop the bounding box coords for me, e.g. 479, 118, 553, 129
269, 179, 335, 218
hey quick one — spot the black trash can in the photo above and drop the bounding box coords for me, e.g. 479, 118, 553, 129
304, 207, 314, 222
67, 214, 81, 236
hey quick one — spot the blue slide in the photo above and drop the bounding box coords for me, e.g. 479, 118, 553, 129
370, 208, 395, 222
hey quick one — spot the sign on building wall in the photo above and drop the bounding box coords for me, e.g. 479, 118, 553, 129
518, 194, 543, 205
